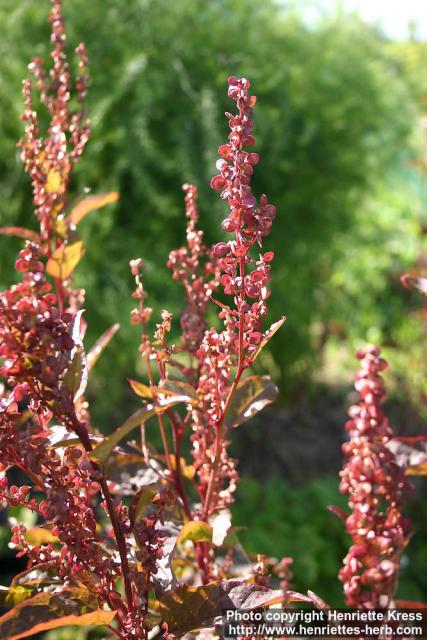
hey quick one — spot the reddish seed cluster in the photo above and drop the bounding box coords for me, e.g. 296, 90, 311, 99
19, 0, 89, 242
210, 77, 276, 242
339, 346, 411, 608
0, 243, 75, 412
167, 184, 220, 353
0, 403, 119, 611
210, 77, 277, 358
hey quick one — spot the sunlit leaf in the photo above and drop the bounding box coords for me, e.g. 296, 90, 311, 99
210, 510, 231, 547
0, 227, 41, 243
0, 586, 34, 608
158, 580, 307, 635
130, 486, 161, 525
105, 453, 162, 495
387, 438, 427, 476
11, 564, 59, 589
161, 380, 199, 404
251, 316, 287, 363
46, 241, 84, 280
226, 375, 279, 428
153, 521, 180, 595
45, 170, 64, 194
0, 587, 115, 640
90, 396, 190, 464
63, 310, 88, 401
23, 528, 58, 546
46, 425, 103, 450
69, 192, 119, 225
128, 379, 199, 405
179, 521, 212, 544
128, 379, 153, 399
87, 323, 120, 370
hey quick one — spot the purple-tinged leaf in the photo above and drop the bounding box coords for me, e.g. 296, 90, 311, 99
0, 587, 115, 640
159, 580, 307, 635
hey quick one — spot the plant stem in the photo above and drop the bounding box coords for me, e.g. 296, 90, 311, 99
203, 258, 247, 517
68, 411, 134, 611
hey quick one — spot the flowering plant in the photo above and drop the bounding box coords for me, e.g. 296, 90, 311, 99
0, 2, 424, 639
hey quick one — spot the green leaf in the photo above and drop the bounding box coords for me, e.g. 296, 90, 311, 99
87, 323, 120, 371
46, 241, 84, 280
178, 521, 213, 544
90, 395, 190, 464
225, 375, 279, 428
250, 316, 286, 363
0, 587, 115, 640
69, 192, 119, 225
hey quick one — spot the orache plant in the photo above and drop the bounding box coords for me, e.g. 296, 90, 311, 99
0, 2, 298, 638
0, 2, 424, 639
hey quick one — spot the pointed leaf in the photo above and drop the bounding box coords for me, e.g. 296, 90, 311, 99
90, 396, 190, 464
251, 316, 287, 363
210, 510, 232, 547
130, 486, 160, 525
87, 323, 120, 370
327, 505, 349, 522
153, 521, 180, 595
63, 310, 88, 401
128, 379, 153, 399
46, 241, 84, 280
0, 227, 40, 243
226, 375, 279, 428
161, 380, 199, 404
105, 453, 162, 495
0, 588, 115, 640
69, 192, 119, 225
179, 521, 213, 544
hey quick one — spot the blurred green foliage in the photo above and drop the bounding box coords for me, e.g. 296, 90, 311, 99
1, 0, 425, 428
233, 475, 427, 605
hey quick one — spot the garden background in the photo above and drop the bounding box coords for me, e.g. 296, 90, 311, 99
0, 0, 426, 625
